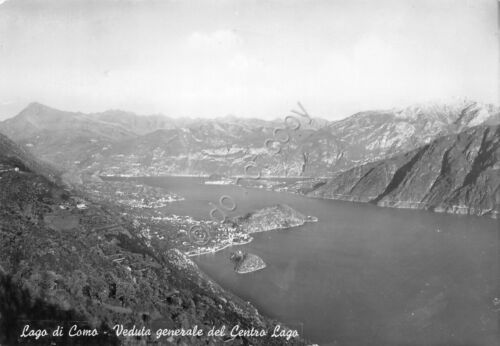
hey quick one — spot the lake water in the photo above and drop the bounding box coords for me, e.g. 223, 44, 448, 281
140, 176, 500, 346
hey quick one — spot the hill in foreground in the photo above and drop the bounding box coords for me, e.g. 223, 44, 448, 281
0, 133, 306, 345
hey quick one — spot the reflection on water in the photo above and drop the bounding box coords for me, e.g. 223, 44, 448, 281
141, 177, 499, 346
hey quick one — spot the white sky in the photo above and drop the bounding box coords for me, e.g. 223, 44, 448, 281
0, 0, 498, 120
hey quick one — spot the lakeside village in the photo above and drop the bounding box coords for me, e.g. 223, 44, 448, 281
81, 180, 253, 256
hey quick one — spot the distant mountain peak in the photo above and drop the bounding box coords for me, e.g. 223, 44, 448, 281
21, 101, 51, 114
26, 101, 46, 108
100, 109, 139, 116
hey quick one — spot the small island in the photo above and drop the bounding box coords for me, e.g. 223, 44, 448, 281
230, 250, 266, 274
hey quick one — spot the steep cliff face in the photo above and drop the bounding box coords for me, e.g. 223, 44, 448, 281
307, 125, 500, 218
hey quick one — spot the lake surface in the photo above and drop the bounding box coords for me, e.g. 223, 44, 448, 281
141, 176, 500, 346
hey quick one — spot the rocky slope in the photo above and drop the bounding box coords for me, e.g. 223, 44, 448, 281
0, 103, 184, 173
306, 125, 500, 218
2, 100, 497, 179
299, 100, 500, 176
0, 133, 306, 345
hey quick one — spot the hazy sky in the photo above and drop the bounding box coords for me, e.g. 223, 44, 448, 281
0, 0, 497, 120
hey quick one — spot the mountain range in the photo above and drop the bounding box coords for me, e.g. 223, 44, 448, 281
0, 100, 499, 218
303, 124, 500, 218
1, 100, 498, 181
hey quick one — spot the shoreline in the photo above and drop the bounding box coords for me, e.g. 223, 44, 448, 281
185, 217, 319, 258
306, 194, 499, 219
233, 179, 499, 220
185, 238, 253, 257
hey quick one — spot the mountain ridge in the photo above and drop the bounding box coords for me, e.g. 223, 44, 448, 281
305, 124, 500, 218
0, 100, 498, 180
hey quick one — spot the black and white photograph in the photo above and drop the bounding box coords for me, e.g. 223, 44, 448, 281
0, 0, 499, 345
